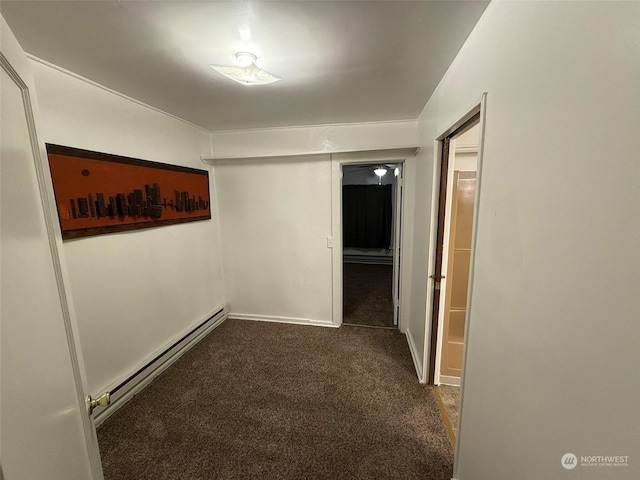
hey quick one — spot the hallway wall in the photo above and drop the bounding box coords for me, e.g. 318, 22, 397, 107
31, 60, 228, 395
209, 120, 418, 158
214, 155, 334, 326
410, 2, 640, 479
211, 122, 418, 330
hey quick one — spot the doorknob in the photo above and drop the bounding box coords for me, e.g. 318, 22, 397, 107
87, 392, 111, 415
429, 275, 445, 280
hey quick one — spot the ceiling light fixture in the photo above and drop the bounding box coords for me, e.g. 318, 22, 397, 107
235, 51, 256, 67
374, 167, 387, 177
210, 51, 282, 86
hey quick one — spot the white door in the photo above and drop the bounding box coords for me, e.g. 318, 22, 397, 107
0, 16, 103, 480
392, 164, 403, 326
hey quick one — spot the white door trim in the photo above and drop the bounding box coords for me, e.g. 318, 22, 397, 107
420, 93, 488, 479
452, 93, 488, 479
330, 148, 416, 330
423, 94, 487, 385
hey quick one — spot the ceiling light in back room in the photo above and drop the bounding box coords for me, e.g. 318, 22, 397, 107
210, 51, 282, 86
374, 167, 387, 177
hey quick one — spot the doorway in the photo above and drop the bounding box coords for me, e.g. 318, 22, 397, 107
341, 163, 400, 328
331, 152, 410, 330
429, 116, 481, 447
436, 124, 479, 385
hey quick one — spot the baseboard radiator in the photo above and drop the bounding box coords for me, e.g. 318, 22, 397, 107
92, 305, 228, 427
343, 254, 393, 265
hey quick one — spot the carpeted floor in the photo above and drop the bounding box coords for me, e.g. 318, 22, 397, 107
98, 320, 453, 480
343, 263, 394, 327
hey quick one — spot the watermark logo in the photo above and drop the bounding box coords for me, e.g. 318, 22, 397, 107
561, 453, 578, 470
561, 452, 629, 469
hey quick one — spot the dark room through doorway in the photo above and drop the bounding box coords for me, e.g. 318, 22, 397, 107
342, 163, 401, 328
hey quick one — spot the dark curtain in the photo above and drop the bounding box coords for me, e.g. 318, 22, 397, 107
343, 184, 392, 248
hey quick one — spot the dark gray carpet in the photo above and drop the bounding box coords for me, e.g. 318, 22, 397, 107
97, 320, 453, 480
343, 263, 395, 327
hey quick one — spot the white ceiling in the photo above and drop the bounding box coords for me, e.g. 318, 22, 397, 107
1, 1, 489, 132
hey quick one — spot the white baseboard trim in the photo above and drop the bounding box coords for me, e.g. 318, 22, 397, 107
405, 329, 424, 382
229, 313, 338, 328
93, 304, 228, 427
439, 375, 461, 386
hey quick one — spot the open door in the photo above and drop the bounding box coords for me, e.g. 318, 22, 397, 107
1, 16, 103, 480
428, 113, 480, 384
392, 165, 403, 326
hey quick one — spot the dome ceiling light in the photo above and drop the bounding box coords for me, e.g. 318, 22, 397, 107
210, 51, 282, 86
374, 167, 387, 177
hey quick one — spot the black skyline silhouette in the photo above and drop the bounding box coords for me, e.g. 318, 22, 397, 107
69, 183, 209, 221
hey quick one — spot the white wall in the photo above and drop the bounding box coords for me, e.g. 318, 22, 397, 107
453, 123, 479, 149
31, 60, 227, 395
214, 156, 334, 326
411, 2, 640, 479
211, 124, 418, 330
209, 120, 418, 158
451, 152, 477, 172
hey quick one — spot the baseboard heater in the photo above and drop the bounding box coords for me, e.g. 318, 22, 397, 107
343, 254, 393, 265
92, 306, 227, 426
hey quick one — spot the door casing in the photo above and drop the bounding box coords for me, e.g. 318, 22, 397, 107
422, 93, 487, 478
425, 98, 485, 386
331, 149, 415, 332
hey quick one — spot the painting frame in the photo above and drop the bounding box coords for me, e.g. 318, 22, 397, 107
46, 144, 212, 240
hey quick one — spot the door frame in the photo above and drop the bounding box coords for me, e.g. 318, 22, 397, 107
1, 18, 104, 479
433, 136, 480, 386
330, 149, 415, 330
422, 94, 487, 477
424, 94, 487, 385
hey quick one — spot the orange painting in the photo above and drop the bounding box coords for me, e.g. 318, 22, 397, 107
46, 144, 211, 240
